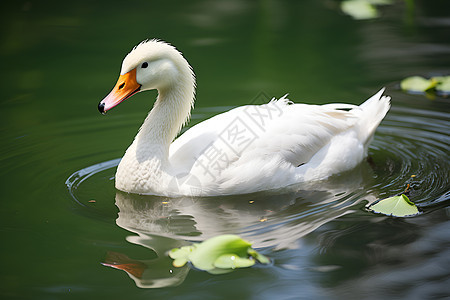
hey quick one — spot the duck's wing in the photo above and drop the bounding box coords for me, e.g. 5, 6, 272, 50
169, 96, 358, 173
169, 90, 389, 194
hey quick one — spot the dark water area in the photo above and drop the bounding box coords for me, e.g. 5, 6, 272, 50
1, 1, 449, 299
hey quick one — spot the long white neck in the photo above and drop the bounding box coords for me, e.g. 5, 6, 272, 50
116, 63, 195, 194
135, 82, 194, 162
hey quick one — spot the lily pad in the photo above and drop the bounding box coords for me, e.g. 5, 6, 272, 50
248, 248, 271, 264
168, 234, 270, 274
214, 254, 256, 269
400, 75, 450, 97
368, 194, 420, 217
340, 0, 393, 20
168, 245, 196, 267
435, 76, 450, 95
341, 0, 378, 20
400, 76, 438, 93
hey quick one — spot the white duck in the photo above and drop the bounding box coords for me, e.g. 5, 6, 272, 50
99, 39, 390, 196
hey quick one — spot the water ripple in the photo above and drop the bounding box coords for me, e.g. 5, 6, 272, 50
370, 106, 449, 208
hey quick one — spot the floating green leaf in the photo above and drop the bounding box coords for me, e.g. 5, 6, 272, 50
214, 254, 255, 269
368, 194, 419, 217
341, 0, 378, 20
168, 234, 270, 274
400, 76, 438, 93
435, 75, 450, 95
248, 248, 271, 265
168, 245, 195, 267
340, 0, 393, 20
400, 75, 450, 97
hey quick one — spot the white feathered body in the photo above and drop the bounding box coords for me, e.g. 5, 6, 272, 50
116, 90, 390, 196
103, 40, 390, 196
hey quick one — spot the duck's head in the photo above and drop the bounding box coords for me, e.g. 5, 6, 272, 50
98, 39, 194, 114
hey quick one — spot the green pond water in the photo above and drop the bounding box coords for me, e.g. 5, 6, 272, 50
1, 1, 449, 299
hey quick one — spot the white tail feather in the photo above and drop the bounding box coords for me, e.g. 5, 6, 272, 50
356, 88, 391, 147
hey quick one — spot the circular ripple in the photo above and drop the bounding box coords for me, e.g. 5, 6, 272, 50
369, 106, 449, 208
66, 158, 120, 221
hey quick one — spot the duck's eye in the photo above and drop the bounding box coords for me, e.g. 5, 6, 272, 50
141, 62, 148, 68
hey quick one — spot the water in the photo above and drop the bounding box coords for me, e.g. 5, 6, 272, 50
1, 1, 449, 299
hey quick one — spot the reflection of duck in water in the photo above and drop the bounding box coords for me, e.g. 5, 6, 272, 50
114, 169, 377, 246
98, 39, 390, 196
102, 172, 377, 288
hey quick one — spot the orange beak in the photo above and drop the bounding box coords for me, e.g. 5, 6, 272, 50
98, 68, 141, 114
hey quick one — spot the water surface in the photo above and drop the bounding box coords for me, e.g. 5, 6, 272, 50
1, 1, 449, 299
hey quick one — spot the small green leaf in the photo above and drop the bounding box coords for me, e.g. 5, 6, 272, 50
168, 245, 195, 259
368, 194, 419, 217
172, 258, 188, 267
400, 76, 438, 92
188, 234, 252, 271
248, 248, 270, 264
168, 234, 270, 273
214, 254, 255, 269
434, 75, 450, 94
341, 0, 378, 20
169, 245, 196, 267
